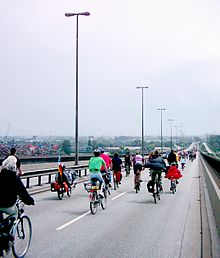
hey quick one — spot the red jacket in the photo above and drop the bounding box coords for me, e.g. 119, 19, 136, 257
165, 166, 183, 180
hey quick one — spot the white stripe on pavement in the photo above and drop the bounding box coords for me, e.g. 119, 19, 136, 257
56, 191, 127, 230
56, 211, 90, 231
111, 191, 127, 201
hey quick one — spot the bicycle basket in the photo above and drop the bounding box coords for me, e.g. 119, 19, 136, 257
84, 183, 92, 191
147, 180, 154, 193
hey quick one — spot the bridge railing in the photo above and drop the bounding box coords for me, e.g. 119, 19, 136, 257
200, 151, 220, 178
199, 149, 220, 238
21, 165, 89, 188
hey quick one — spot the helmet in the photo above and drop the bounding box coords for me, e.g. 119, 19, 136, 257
94, 149, 100, 154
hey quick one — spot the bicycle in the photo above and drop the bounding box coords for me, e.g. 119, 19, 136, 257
152, 173, 162, 204
0, 199, 32, 258
101, 171, 112, 195
134, 170, 141, 193
125, 163, 130, 177
170, 176, 177, 194
84, 179, 107, 215
113, 171, 121, 190
51, 170, 78, 200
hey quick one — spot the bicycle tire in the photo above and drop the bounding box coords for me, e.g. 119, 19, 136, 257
90, 192, 98, 214
157, 183, 161, 200
101, 190, 107, 210
125, 165, 129, 177
114, 176, 118, 190
12, 215, 32, 258
67, 186, 72, 197
57, 190, 63, 200
153, 192, 157, 203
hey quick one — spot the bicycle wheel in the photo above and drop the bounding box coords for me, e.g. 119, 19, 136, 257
12, 215, 32, 258
101, 190, 107, 210
156, 183, 161, 200
153, 184, 157, 203
113, 176, 118, 190
57, 190, 63, 200
67, 186, 72, 197
125, 165, 129, 177
90, 192, 98, 215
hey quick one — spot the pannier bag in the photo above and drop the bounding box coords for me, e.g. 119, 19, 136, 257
147, 180, 154, 193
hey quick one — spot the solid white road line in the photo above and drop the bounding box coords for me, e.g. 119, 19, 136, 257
56, 191, 127, 230
56, 211, 90, 231
111, 191, 127, 201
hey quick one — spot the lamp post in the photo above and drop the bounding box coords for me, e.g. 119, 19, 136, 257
157, 108, 166, 153
65, 11, 90, 165
136, 86, 148, 157
174, 125, 181, 150
168, 119, 174, 150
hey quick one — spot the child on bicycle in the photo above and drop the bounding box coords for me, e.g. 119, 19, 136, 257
165, 162, 183, 184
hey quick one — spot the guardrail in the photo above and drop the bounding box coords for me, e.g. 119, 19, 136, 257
200, 152, 220, 178
21, 165, 89, 188
199, 151, 220, 238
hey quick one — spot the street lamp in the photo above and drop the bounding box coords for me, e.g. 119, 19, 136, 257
157, 108, 166, 153
168, 119, 174, 150
174, 125, 181, 150
65, 11, 90, 165
136, 86, 148, 157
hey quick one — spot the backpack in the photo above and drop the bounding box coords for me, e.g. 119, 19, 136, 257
147, 180, 154, 193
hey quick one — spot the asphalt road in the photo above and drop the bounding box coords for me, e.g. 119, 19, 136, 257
7, 159, 203, 258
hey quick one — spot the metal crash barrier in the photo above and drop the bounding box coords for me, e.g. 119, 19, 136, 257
21, 165, 89, 188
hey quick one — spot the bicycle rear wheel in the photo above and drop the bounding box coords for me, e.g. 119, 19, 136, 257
90, 192, 98, 214
12, 215, 32, 258
113, 176, 118, 190
57, 190, 63, 200
101, 190, 107, 210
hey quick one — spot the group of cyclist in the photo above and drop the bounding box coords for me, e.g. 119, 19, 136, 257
87, 147, 193, 198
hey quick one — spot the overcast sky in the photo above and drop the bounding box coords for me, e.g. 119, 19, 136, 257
1, 0, 220, 138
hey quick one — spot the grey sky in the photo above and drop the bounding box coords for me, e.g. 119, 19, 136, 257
1, 0, 220, 137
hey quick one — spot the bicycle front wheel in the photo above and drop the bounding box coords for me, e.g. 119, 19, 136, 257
101, 190, 107, 210
12, 215, 32, 258
67, 186, 72, 197
57, 190, 63, 200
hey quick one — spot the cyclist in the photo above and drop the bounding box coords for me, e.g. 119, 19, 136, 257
112, 153, 123, 184
132, 152, 144, 188
56, 163, 76, 187
145, 150, 166, 191
100, 150, 112, 188
124, 151, 132, 174
1, 147, 23, 176
0, 168, 35, 219
180, 156, 186, 170
89, 149, 107, 198
167, 150, 177, 166
165, 162, 183, 187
